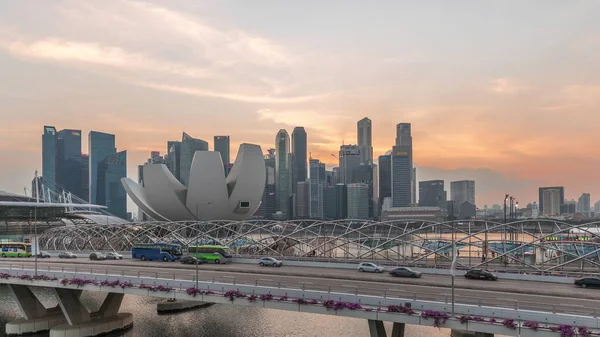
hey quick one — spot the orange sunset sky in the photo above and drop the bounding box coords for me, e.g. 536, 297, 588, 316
1, 1, 599, 210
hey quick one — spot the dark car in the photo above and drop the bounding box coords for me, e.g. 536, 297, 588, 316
105, 252, 123, 260
574, 278, 600, 288
36, 251, 51, 258
389, 267, 422, 278
180, 255, 202, 265
89, 252, 107, 261
58, 252, 77, 259
465, 269, 498, 281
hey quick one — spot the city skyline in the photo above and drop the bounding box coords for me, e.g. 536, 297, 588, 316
1, 1, 599, 207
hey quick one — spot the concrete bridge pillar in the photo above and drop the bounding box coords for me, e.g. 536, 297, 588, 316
368, 320, 387, 337
391, 322, 406, 337
7, 284, 48, 319
451, 330, 494, 337
98, 293, 124, 318
52, 288, 92, 325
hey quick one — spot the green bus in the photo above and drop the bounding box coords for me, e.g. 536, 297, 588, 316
188, 245, 232, 264
0, 242, 32, 258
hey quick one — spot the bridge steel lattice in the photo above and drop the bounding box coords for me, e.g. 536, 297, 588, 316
38, 219, 600, 273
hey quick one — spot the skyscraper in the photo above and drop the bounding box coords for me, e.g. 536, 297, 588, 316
347, 183, 370, 219
55, 129, 88, 201
378, 154, 392, 208
309, 158, 325, 219
291, 127, 307, 193
357, 117, 373, 164
419, 180, 447, 208
42, 126, 57, 190
214, 136, 230, 175
99, 151, 127, 218
391, 123, 412, 207
539, 186, 564, 215
88, 131, 116, 204
411, 167, 417, 206
179, 132, 209, 187
166, 141, 181, 181
275, 129, 291, 217
256, 149, 276, 219
577, 193, 591, 214
296, 181, 310, 218
339, 145, 361, 184
450, 180, 476, 206
324, 185, 337, 219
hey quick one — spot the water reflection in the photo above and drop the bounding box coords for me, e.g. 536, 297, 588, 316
1, 285, 502, 337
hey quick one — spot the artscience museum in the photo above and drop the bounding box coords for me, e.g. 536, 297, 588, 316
121, 143, 266, 221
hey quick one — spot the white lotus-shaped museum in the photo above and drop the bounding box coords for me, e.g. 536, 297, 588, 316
121, 143, 265, 221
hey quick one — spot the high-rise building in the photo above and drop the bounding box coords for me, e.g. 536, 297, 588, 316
378, 154, 392, 208
309, 158, 325, 219
577, 193, 591, 214
325, 170, 336, 187
561, 200, 577, 214
339, 145, 361, 184
88, 131, 116, 204
539, 186, 564, 215
179, 132, 209, 187
594, 201, 600, 215
291, 127, 307, 193
42, 126, 57, 190
335, 184, 348, 219
166, 141, 181, 181
55, 129, 88, 201
275, 130, 291, 217
347, 183, 370, 219
296, 181, 310, 218
357, 117, 373, 164
254, 149, 276, 219
214, 136, 230, 175
411, 167, 417, 206
392, 123, 412, 207
324, 185, 337, 219
354, 163, 374, 218
450, 180, 476, 206
419, 180, 447, 208
100, 151, 127, 218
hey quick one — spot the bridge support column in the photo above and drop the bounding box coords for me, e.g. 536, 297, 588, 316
391, 322, 405, 337
5, 285, 67, 336
49, 290, 132, 337
451, 330, 494, 337
52, 288, 91, 325
368, 319, 387, 337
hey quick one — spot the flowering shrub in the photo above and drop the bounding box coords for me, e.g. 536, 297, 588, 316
100, 280, 121, 287
502, 319, 517, 330
293, 298, 308, 305
459, 315, 472, 324
259, 294, 273, 301
32, 275, 57, 281
277, 296, 288, 302
523, 321, 540, 331
488, 318, 497, 323
120, 282, 134, 289
321, 300, 362, 311
344, 302, 363, 310
139, 284, 173, 293
17, 275, 33, 281
421, 310, 450, 328
471, 316, 485, 322
550, 325, 576, 337
577, 326, 592, 337
60, 278, 99, 288
247, 294, 258, 303
309, 299, 318, 305
224, 290, 246, 301
387, 305, 416, 316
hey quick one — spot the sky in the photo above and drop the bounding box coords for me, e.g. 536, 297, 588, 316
0, 0, 599, 209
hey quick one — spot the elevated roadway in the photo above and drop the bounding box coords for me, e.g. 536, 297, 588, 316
3, 258, 599, 317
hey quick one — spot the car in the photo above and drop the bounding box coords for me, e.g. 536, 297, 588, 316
89, 252, 107, 261
389, 267, 422, 278
58, 252, 77, 259
258, 257, 283, 267
465, 269, 498, 281
105, 252, 123, 260
574, 277, 600, 288
36, 251, 51, 258
180, 255, 202, 265
358, 262, 384, 273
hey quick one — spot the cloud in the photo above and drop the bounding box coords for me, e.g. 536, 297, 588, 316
489, 78, 530, 94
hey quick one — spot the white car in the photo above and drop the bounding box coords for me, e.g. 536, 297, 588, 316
358, 262, 384, 273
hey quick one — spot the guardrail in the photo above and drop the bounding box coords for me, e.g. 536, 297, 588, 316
1, 264, 598, 323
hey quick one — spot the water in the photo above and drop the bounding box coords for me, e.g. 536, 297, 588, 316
0, 285, 460, 337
